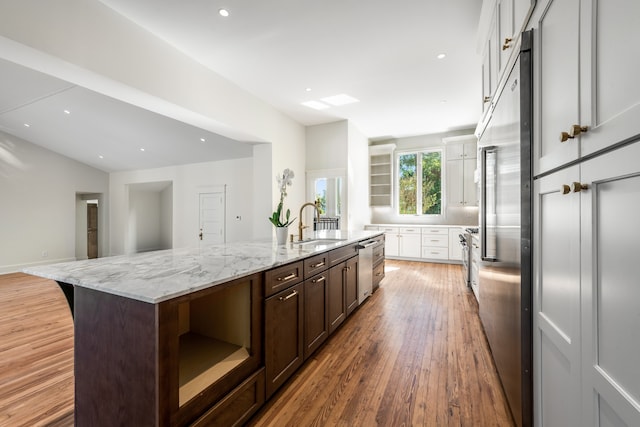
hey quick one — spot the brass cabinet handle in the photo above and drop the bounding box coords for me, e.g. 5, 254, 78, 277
572, 182, 589, 192
562, 182, 588, 194
560, 124, 589, 142
277, 273, 297, 282
279, 290, 298, 301
502, 37, 513, 50
483, 96, 491, 103
310, 261, 325, 268
311, 276, 325, 284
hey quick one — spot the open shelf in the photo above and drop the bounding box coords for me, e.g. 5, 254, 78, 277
179, 333, 249, 406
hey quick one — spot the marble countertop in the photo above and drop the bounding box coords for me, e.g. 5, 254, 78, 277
24, 229, 382, 304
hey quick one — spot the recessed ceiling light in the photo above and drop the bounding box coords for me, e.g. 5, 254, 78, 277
305, 88, 312, 92
140, 148, 145, 152
437, 53, 446, 59
200, 138, 206, 142
219, 8, 229, 17
63, 109, 71, 115
23, 123, 30, 127
321, 94, 360, 106
99, 155, 104, 159
301, 100, 330, 110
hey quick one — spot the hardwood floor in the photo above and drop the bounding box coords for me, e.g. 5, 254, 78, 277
0, 273, 74, 427
0, 260, 513, 426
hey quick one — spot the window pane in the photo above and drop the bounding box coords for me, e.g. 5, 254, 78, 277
398, 153, 417, 214
422, 152, 442, 214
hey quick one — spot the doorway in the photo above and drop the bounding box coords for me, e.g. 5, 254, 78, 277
75, 193, 104, 260
87, 202, 98, 259
199, 189, 226, 244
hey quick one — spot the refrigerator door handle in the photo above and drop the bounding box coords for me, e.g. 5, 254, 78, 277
480, 146, 498, 262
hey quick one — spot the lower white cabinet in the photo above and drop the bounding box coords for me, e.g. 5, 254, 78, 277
378, 226, 399, 257
448, 227, 463, 261
534, 141, 640, 427
398, 227, 421, 258
421, 227, 449, 260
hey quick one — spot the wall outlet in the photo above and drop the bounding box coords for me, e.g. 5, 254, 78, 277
41, 250, 48, 258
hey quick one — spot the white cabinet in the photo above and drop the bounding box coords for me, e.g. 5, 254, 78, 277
448, 227, 463, 261
398, 227, 421, 259
445, 138, 478, 207
420, 227, 448, 260
378, 226, 399, 257
532, 0, 640, 175
534, 142, 640, 427
369, 144, 395, 207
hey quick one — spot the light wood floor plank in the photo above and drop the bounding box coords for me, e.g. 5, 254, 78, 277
0, 260, 514, 426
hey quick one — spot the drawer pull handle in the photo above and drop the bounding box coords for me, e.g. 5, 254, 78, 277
311, 276, 326, 283
310, 261, 325, 268
277, 273, 297, 282
279, 290, 298, 301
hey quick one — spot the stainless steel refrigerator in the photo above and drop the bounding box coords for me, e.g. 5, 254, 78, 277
476, 30, 532, 427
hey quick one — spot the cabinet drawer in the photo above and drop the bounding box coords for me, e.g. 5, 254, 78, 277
379, 226, 399, 234
399, 227, 421, 234
373, 261, 385, 293
421, 235, 448, 247
421, 247, 449, 260
421, 227, 448, 235
364, 225, 379, 231
191, 368, 265, 427
264, 261, 303, 297
329, 243, 359, 267
373, 245, 385, 266
304, 253, 329, 278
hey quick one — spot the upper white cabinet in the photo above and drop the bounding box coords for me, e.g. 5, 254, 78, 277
479, 0, 535, 113
444, 136, 478, 207
532, 0, 640, 175
369, 144, 395, 207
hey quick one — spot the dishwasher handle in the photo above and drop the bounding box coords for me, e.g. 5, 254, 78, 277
357, 240, 377, 250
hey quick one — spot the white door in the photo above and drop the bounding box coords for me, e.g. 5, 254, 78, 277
580, 142, 640, 427
533, 164, 582, 427
199, 192, 225, 244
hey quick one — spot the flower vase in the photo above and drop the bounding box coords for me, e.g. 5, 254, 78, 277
275, 226, 288, 245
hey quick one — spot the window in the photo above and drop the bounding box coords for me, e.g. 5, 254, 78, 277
397, 150, 442, 215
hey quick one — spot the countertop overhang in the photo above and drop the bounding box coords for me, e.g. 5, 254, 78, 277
24, 230, 382, 304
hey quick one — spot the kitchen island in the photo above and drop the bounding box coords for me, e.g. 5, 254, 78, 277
25, 229, 384, 426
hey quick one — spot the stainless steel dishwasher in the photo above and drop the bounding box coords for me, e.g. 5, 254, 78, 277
357, 239, 377, 305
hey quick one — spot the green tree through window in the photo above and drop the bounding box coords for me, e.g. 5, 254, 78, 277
398, 150, 442, 215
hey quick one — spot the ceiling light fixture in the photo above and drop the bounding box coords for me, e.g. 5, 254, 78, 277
200, 138, 206, 142
99, 155, 104, 159
301, 100, 330, 110
140, 148, 145, 152
321, 94, 360, 106
219, 8, 229, 17
23, 123, 30, 127
63, 109, 71, 115
306, 88, 312, 92
437, 53, 446, 59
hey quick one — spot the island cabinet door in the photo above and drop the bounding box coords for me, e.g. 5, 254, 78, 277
265, 282, 304, 399
345, 256, 359, 317
328, 261, 347, 334
303, 272, 329, 360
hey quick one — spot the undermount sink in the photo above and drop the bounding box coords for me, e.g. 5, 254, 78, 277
293, 238, 346, 246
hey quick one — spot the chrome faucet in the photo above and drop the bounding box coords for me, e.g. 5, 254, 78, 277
298, 202, 320, 241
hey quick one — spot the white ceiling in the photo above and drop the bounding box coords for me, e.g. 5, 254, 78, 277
0, 0, 483, 173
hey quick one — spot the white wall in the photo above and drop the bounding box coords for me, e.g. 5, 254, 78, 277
109, 157, 255, 255
0, 133, 109, 273
370, 129, 479, 226
160, 185, 173, 249
347, 122, 371, 231
306, 121, 348, 171
0, 0, 306, 235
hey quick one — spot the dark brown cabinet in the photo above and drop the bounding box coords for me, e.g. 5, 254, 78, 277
303, 272, 329, 359
327, 255, 358, 334
345, 256, 359, 316
264, 282, 304, 399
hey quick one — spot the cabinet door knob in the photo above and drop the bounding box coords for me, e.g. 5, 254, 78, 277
572, 182, 589, 192
560, 124, 589, 142
483, 96, 491, 103
502, 37, 513, 50
561, 184, 572, 195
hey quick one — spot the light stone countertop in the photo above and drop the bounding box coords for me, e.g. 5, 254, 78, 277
24, 229, 382, 304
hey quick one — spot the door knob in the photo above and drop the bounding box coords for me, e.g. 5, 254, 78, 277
502, 38, 513, 50
561, 184, 571, 195
199, 228, 203, 240
483, 96, 491, 103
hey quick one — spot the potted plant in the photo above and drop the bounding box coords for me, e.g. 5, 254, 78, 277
269, 168, 297, 244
